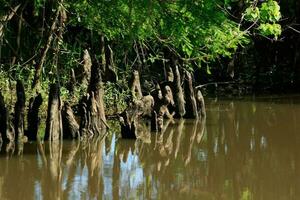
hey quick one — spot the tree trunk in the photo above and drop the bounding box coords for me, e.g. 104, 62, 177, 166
0, 91, 7, 142
26, 93, 43, 140
32, 8, 60, 90
81, 49, 92, 85
62, 103, 79, 139
196, 88, 206, 118
45, 84, 63, 141
151, 85, 174, 132
14, 80, 26, 141
120, 110, 138, 139
184, 71, 198, 119
104, 44, 117, 82
130, 70, 143, 99
172, 64, 185, 118
79, 54, 107, 137
120, 95, 154, 138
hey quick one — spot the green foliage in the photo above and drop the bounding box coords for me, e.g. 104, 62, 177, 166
260, 0, 281, 23
258, 23, 282, 39
245, 7, 260, 21
243, 0, 282, 39
104, 81, 130, 114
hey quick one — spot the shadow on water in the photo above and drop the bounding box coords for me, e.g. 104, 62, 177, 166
1, 98, 300, 199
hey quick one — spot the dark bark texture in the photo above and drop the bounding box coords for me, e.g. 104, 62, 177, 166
45, 84, 63, 141
0, 91, 7, 142
184, 71, 198, 119
62, 103, 79, 139
14, 80, 26, 141
26, 93, 43, 140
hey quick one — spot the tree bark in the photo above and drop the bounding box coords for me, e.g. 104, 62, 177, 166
81, 49, 92, 85
151, 85, 174, 132
62, 103, 79, 139
79, 55, 107, 137
130, 70, 143, 99
45, 84, 63, 141
104, 44, 117, 82
26, 93, 43, 141
184, 71, 198, 119
196, 88, 206, 118
172, 64, 185, 118
0, 91, 7, 142
32, 8, 60, 90
14, 80, 26, 141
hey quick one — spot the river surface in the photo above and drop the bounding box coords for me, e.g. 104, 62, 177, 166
1, 96, 300, 200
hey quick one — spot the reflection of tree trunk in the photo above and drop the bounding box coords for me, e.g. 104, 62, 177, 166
185, 120, 198, 166
42, 140, 63, 200
64, 141, 80, 199
197, 117, 206, 144
87, 138, 104, 199
174, 119, 185, 159
112, 147, 120, 200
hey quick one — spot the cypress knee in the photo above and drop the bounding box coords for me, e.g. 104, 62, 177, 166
62, 103, 79, 139
45, 84, 63, 141
184, 71, 198, 119
172, 64, 185, 118
0, 91, 8, 142
27, 93, 43, 140
14, 80, 26, 141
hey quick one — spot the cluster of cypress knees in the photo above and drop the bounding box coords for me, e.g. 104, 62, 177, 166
0, 53, 206, 150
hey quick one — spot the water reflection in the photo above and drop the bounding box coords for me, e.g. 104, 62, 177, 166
1, 98, 300, 199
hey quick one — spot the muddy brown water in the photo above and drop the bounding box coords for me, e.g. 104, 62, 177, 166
1, 96, 300, 200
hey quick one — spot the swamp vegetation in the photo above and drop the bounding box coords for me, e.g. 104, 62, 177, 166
0, 0, 300, 199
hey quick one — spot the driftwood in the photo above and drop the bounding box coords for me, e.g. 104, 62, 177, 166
184, 71, 198, 119
14, 80, 26, 141
26, 93, 43, 140
45, 84, 63, 141
62, 103, 79, 139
